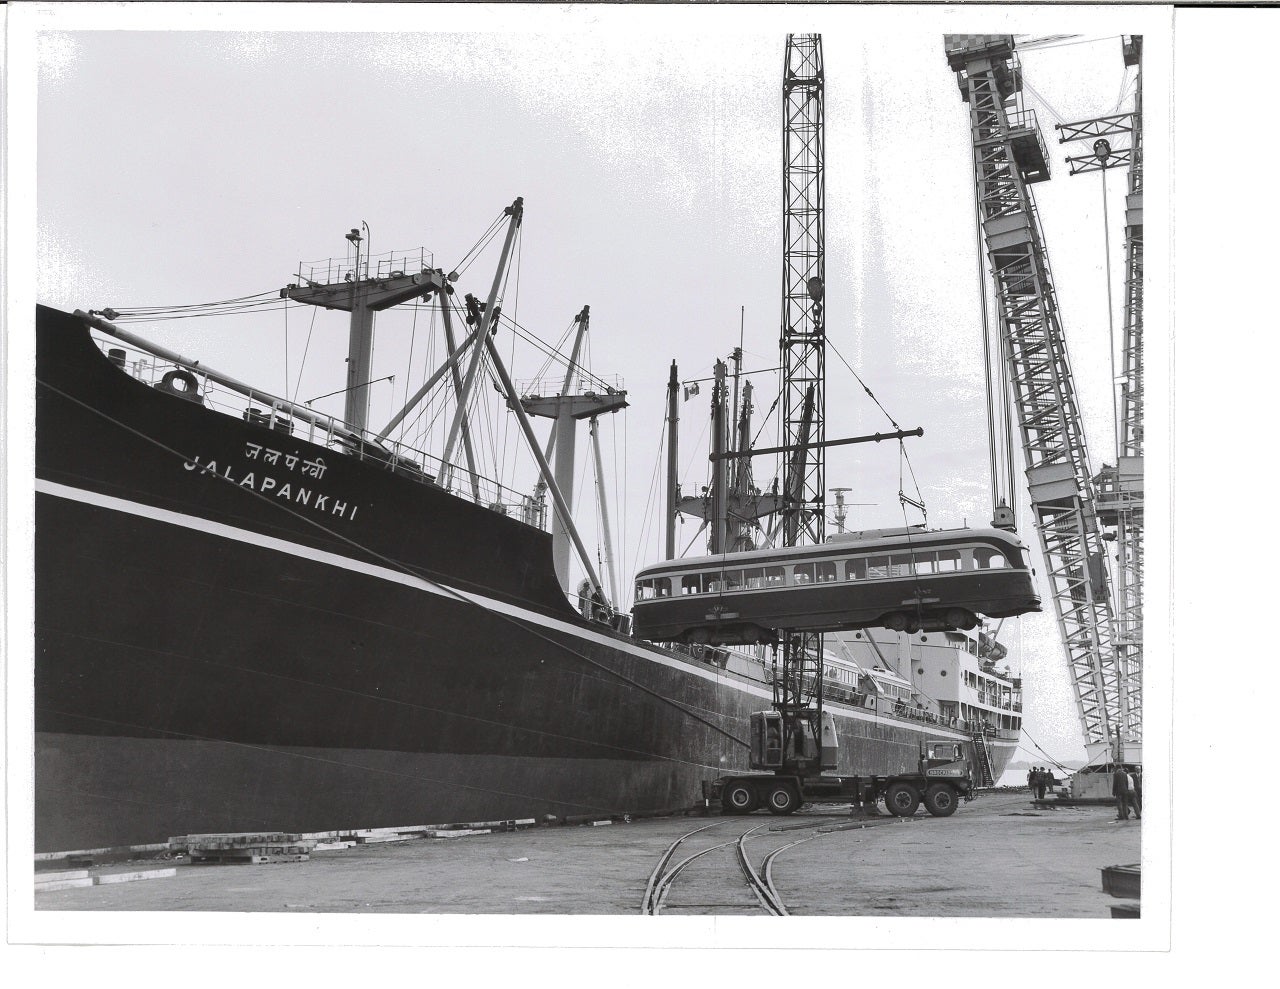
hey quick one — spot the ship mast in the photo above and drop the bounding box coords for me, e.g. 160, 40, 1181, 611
283, 225, 448, 437
520, 307, 628, 595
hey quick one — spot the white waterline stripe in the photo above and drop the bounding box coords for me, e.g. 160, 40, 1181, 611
35, 479, 772, 700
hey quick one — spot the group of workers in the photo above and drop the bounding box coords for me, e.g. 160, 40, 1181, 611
1026, 765, 1054, 800
1111, 765, 1142, 820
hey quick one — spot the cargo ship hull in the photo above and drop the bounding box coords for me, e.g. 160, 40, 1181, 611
34, 305, 1015, 851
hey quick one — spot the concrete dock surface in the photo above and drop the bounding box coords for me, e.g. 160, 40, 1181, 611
34, 790, 1139, 917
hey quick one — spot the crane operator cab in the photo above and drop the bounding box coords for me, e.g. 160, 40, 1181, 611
749, 710, 839, 773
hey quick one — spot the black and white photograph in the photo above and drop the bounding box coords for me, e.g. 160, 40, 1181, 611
0, 0, 1247, 977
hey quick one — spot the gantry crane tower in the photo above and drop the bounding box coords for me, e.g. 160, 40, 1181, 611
943, 35, 1136, 764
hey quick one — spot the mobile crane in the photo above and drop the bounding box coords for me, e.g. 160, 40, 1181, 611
706, 34, 976, 818
943, 35, 1141, 771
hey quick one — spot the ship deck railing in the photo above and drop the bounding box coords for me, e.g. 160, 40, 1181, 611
514, 373, 627, 401
294, 247, 435, 289
94, 333, 547, 529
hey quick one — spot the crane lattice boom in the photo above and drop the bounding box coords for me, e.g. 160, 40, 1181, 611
776, 33, 826, 745
944, 35, 1135, 755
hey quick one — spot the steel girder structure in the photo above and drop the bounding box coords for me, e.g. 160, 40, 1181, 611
1051, 36, 1145, 747
1112, 35, 1144, 742
776, 33, 826, 729
945, 35, 1127, 752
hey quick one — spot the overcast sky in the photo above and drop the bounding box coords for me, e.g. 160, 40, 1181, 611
18, 3, 1175, 766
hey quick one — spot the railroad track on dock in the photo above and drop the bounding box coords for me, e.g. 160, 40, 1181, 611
640, 814, 918, 916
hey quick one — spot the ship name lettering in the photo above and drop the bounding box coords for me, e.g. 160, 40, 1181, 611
182, 455, 359, 521
245, 443, 262, 460
302, 457, 327, 479
284, 452, 300, 470
263, 449, 282, 466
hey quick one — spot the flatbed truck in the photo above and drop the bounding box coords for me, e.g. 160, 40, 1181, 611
705, 710, 975, 818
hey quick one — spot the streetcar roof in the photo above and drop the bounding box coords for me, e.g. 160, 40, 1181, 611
634, 526, 1027, 577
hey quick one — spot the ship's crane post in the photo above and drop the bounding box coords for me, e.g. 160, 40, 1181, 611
944, 34, 1137, 768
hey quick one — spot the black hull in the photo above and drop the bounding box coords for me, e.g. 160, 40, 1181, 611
34, 306, 1016, 851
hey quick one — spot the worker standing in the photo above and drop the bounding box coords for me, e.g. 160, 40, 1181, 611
1111, 765, 1130, 820
1125, 768, 1142, 820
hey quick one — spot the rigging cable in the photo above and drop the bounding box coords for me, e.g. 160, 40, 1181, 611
291, 305, 319, 405
399, 299, 421, 444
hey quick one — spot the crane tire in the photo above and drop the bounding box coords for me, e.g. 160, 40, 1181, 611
885, 782, 921, 817
924, 784, 959, 818
722, 781, 758, 815
765, 783, 799, 815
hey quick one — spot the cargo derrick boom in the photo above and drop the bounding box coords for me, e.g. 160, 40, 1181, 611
944, 35, 1127, 755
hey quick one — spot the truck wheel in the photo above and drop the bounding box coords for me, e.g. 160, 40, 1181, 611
885, 782, 920, 817
765, 783, 799, 815
924, 784, 959, 817
722, 781, 758, 815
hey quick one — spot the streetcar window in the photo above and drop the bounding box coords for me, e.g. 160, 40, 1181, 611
866, 556, 890, 579
793, 563, 816, 584
635, 579, 659, 601
888, 556, 914, 578
744, 567, 765, 589
681, 574, 703, 595
974, 548, 1007, 569
846, 558, 867, 580
656, 579, 671, 597
724, 569, 744, 590
1020, 548, 1033, 570
706, 573, 724, 592
936, 550, 962, 573
815, 561, 838, 583
765, 566, 786, 586
913, 555, 936, 575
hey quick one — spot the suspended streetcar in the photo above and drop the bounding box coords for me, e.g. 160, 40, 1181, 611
631, 525, 1040, 645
